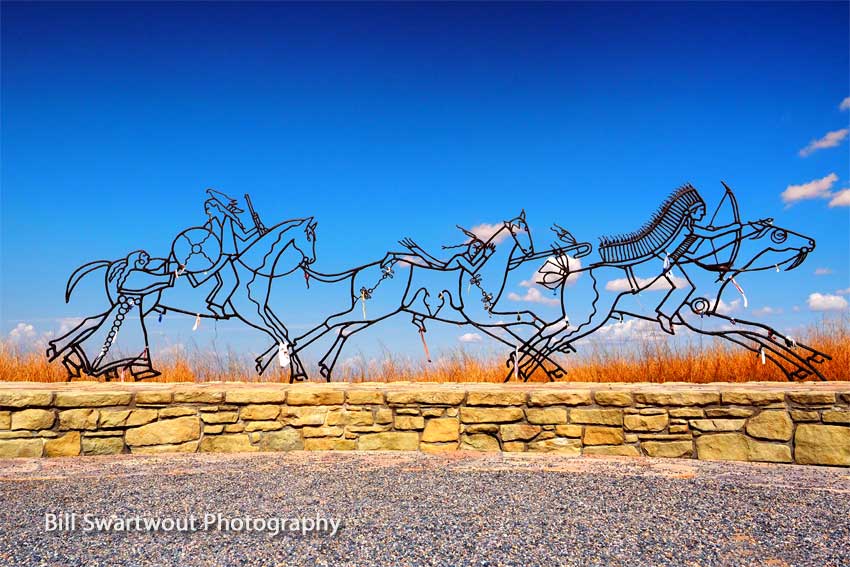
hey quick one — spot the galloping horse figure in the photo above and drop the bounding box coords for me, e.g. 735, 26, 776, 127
515, 183, 831, 381
51, 194, 319, 382
293, 211, 566, 381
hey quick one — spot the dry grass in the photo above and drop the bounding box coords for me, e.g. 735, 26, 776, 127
2, 318, 847, 384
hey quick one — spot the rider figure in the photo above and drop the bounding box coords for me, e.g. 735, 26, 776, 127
656, 193, 742, 333
397, 226, 495, 274
191, 189, 260, 318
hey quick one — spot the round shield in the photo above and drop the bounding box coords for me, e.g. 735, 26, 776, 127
171, 227, 222, 274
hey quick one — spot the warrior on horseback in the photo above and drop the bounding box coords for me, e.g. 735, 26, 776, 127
186, 189, 262, 318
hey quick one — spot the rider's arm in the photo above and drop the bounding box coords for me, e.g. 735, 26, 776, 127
691, 221, 742, 239
234, 222, 258, 242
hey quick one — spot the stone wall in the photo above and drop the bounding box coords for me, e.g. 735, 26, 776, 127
0, 382, 848, 466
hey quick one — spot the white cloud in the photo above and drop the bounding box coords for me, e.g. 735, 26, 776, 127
716, 299, 741, 315
752, 306, 783, 316
605, 274, 688, 292
507, 286, 559, 305
458, 332, 483, 343
8, 323, 37, 342
814, 267, 833, 276
836, 287, 850, 296
524, 254, 583, 289
792, 305, 801, 312
781, 173, 838, 204
828, 189, 850, 208
595, 318, 665, 340
840, 96, 850, 111
807, 292, 848, 312
799, 129, 849, 157
470, 223, 510, 244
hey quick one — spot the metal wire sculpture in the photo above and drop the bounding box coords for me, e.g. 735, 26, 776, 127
47, 183, 832, 383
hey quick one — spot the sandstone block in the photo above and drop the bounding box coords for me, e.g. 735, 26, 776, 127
358, 432, 419, 450
199, 434, 258, 453
570, 409, 622, 426
135, 391, 173, 404
259, 428, 303, 451
326, 410, 374, 426
54, 391, 132, 407
695, 433, 749, 461
98, 410, 131, 428
394, 415, 425, 430
44, 431, 81, 457
460, 434, 500, 452
594, 391, 633, 406
173, 389, 224, 404
0, 391, 53, 407
624, 413, 668, 432
346, 425, 392, 434
199, 411, 238, 424
346, 390, 384, 405
0, 438, 42, 457
304, 437, 355, 450
669, 425, 689, 434
12, 409, 55, 430
244, 421, 284, 432
422, 409, 443, 417
130, 441, 199, 454
795, 424, 850, 466
126, 409, 159, 427
720, 391, 784, 406
642, 440, 693, 458
421, 418, 459, 443
669, 408, 704, 418
240, 405, 280, 421
279, 406, 327, 426
159, 407, 197, 418
526, 408, 567, 424
386, 390, 465, 406
395, 408, 419, 415
790, 410, 819, 422
634, 391, 719, 406
528, 390, 591, 406
204, 425, 225, 434
464, 424, 499, 434
746, 411, 792, 441
0, 411, 8, 429
59, 409, 98, 430
823, 411, 850, 424
584, 445, 640, 457
747, 440, 792, 463
555, 425, 582, 438
224, 423, 245, 433
583, 426, 624, 446
125, 416, 200, 446
500, 423, 541, 442
301, 426, 343, 438
287, 390, 345, 406
224, 389, 286, 404
460, 407, 523, 424
527, 437, 581, 455
466, 391, 526, 406
787, 392, 835, 405
501, 441, 526, 452
690, 419, 745, 432
705, 408, 754, 418
82, 436, 123, 455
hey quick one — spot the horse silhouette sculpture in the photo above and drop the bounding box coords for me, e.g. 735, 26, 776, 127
49, 183, 832, 382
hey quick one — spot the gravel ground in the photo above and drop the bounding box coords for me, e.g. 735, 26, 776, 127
0, 452, 848, 567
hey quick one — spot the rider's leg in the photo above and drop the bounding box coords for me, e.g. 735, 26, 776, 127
655, 265, 695, 334
207, 260, 238, 318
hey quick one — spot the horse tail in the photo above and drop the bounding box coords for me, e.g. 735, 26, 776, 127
65, 260, 111, 302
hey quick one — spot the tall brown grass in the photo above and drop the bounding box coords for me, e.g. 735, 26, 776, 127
2, 317, 847, 384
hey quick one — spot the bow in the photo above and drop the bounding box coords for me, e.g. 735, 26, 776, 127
707, 181, 742, 276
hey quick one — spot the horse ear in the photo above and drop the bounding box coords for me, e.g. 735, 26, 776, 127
519, 209, 526, 221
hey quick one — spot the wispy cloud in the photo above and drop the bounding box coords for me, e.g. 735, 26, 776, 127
836, 287, 850, 296
605, 274, 687, 292
807, 292, 848, 312
752, 306, 782, 316
507, 286, 559, 305
594, 318, 666, 341
716, 299, 742, 315
814, 267, 833, 276
828, 189, 850, 208
840, 96, 850, 111
458, 332, 482, 343
470, 222, 510, 244
8, 322, 37, 342
781, 173, 838, 204
799, 129, 849, 157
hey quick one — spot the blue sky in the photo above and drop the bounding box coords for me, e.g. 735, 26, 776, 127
1, 2, 848, 373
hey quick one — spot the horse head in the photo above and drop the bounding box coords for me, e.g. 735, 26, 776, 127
736, 219, 815, 273
292, 217, 318, 267
505, 209, 533, 258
